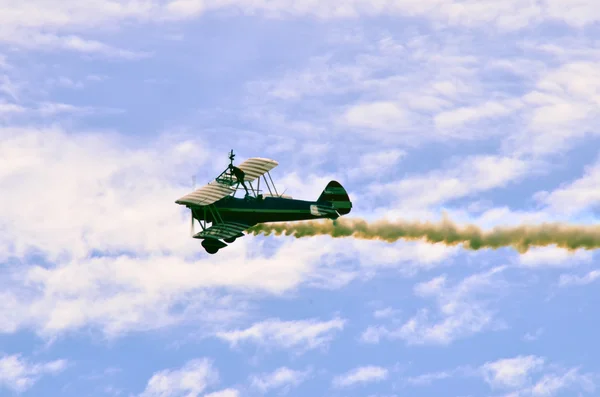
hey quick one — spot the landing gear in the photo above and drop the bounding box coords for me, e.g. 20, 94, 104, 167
204, 246, 219, 254
224, 237, 236, 243
201, 238, 225, 254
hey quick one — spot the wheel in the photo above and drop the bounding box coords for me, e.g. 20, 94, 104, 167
204, 246, 219, 254
224, 237, 236, 243
201, 239, 221, 254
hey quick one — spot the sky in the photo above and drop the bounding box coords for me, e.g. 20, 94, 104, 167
1, 1, 600, 396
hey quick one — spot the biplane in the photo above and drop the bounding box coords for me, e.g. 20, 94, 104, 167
175, 150, 352, 254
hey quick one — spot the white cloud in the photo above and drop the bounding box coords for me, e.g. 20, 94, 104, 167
0, 237, 343, 337
434, 99, 523, 131
0, 74, 19, 101
523, 328, 544, 342
0, 0, 598, 64
559, 270, 600, 287
215, 317, 345, 352
0, 126, 359, 338
0, 126, 210, 261
0, 100, 25, 116
138, 358, 218, 397
275, 171, 337, 201
530, 369, 595, 396
250, 367, 310, 392
332, 366, 388, 388
370, 155, 529, 210
405, 370, 454, 386
518, 246, 593, 268
341, 101, 411, 131
0, 0, 599, 36
0, 101, 117, 120
204, 389, 239, 397
166, 0, 206, 18
348, 149, 406, 180
481, 355, 545, 389
350, 240, 460, 272
508, 60, 600, 157
0, 354, 67, 393
244, 34, 487, 145
535, 157, 600, 215
481, 357, 597, 396
0, 31, 149, 59
505, 367, 596, 396
361, 267, 506, 345
407, 355, 596, 396
373, 307, 399, 319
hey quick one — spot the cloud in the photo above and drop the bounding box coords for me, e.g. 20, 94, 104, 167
370, 155, 529, 210
0, 74, 19, 102
518, 246, 593, 268
138, 358, 218, 397
508, 60, 600, 157
215, 317, 345, 352
407, 355, 596, 396
1, 238, 344, 337
341, 101, 411, 131
0, 126, 359, 338
332, 366, 388, 388
0, 101, 26, 116
204, 389, 239, 397
1, 0, 600, 35
0, 101, 120, 121
0, 354, 67, 393
529, 369, 595, 396
0, 32, 149, 59
350, 240, 459, 272
481, 355, 545, 389
405, 370, 453, 386
558, 270, 600, 287
182, 0, 600, 30
245, 34, 488, 146
242, 29, 599, 170
361, 267, 506, 345
523, 328, 544, 342
434, 99, 523, 131
535, 157, 600, 215
372, 307, 399, 319
250, 367, 310, 393
0, 126, 210, 261
347, 149, 406, 180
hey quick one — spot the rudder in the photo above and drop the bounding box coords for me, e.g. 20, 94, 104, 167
317, 180, 352, 215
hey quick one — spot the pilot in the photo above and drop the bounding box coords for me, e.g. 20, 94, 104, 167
229, 164, 250, 196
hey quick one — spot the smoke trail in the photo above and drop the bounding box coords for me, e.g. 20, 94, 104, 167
246, 215, 600, 253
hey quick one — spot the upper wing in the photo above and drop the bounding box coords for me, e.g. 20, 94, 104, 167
175, 181, 236, 207
237, 157, 279, 182
175, 157, 278, 207
192, 221, 255, 240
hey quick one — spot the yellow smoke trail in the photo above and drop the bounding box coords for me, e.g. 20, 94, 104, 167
246, 215, 600, 253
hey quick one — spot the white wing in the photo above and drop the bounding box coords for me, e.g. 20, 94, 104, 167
237, 157, 279, 182
175, 181, 235, 207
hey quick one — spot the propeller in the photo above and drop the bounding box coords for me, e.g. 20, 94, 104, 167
190, 175, 196, 237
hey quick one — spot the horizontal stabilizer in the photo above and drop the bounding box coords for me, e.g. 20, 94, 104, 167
310, 204, 340, 219
193, 221, 254, 240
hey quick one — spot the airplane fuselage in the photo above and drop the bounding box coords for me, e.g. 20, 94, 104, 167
192, 195, 338, 224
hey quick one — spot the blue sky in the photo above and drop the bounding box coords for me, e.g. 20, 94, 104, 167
1, 1, 600, 396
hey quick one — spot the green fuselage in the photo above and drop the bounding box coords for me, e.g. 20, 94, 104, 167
192, 196, 337, 224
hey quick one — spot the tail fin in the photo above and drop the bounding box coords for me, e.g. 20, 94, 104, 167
317, 180, 352, 215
